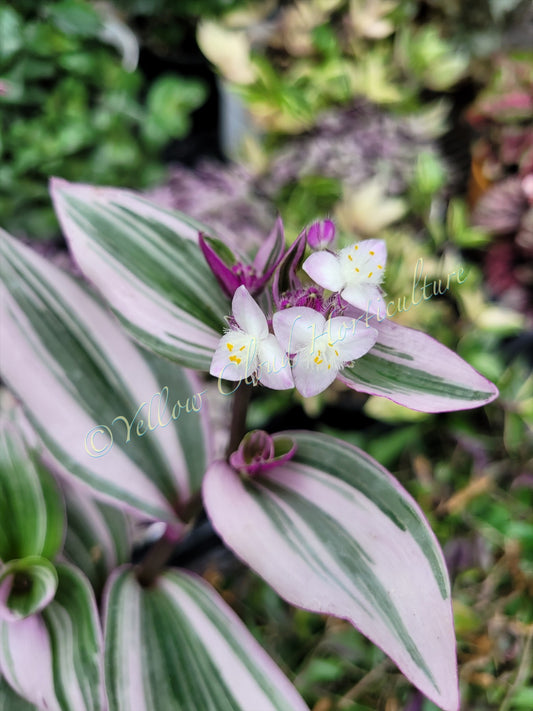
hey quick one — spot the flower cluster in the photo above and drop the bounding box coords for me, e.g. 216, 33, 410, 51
209, 221, 384, 397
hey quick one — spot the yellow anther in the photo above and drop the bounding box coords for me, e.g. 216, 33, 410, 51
328, 364, 331, 370
227, 343, 234, 351
368, 271, 373, 277
355, 245, 359, 250
314, 356, 323, 365
355, 267, 360, 273
239, 346, 246, 351
335, 349, 339, 356
348, 254, 353, 261
378, 265, 383, 269
369, 250, 375, 255
229, 355, 241, 364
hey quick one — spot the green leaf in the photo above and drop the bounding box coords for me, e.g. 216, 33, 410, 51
0, 7, 23, 62
144, 75, 207, 146
46, 1, 101, 38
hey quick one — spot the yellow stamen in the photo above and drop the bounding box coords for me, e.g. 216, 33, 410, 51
355, 268, 360, 273
348, 255, 353, 262
354, 245, 359, 250
378, 265, 383, 269
239, 346, 246, 351
229, 355, 241, 364
227, 343, 234, 351
368, 271, 373, 277
327, 364, 331, 370
314, 356, 323, 365
335, 350, 339, 356
369, 250, 375, 255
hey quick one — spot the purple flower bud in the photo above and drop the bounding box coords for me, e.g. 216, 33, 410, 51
307, 220, 336, 250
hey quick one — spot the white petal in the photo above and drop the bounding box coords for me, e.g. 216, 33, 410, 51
292, 357, 338, 397
256, 335, 294, 390
302, 251, 344, 291
341, 284, 383, 312
335, 324, 378, 362
339, 240, 386, 291
210, 331, 257, 381
360, 239, 387, 265
273, 307, 327, 354
232, 285, 268, 338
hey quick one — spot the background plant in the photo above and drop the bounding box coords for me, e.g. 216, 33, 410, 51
0, 0, 206, 240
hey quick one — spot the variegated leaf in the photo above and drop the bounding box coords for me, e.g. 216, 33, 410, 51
0, 422, 64, 562
104, 567, 309, 711
340, 316, 498, 412
203, 430, 459, 711
0, 557, 58, 622
0, 230, 212, 521
0, 564, 104, 711
60, 480, 133, 595
50, 179, 229, 370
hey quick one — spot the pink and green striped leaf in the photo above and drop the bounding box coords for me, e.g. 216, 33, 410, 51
0, 230, 212, 522
60, 480, 133, 595
0, 422, 64, 562
203, 430, 459, 711
103, 567, 309, 711
340, 317, 498, 412
50, 179, 229, 370
0, 564, 104, 711
0, 558, 58, 623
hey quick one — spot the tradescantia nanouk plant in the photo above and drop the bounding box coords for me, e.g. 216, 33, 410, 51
0, 179, 499, 711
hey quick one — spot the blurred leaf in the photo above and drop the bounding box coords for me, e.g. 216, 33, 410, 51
0, 557, 58, 622
61, 481, 132, 595
364, 396, 430, 424
0, 422, 65, 563
0, 6, 23, 62
447, 199, 490, 248
144, 75, 207, 147
0, 676, 38, 710
46, 1, 101, 37
0, 564, 104, 711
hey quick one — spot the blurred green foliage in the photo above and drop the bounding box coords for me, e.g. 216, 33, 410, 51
0, 0, 207, 239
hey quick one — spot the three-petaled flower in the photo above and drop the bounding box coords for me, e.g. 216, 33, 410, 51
303, 238, 387, 313
273, 307, 378, 397
209, 285, 294, 389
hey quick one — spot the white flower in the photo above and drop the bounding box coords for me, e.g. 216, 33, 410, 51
303, 239, 387, 313
210, 286, 294, 390
273, 307, 378, 397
